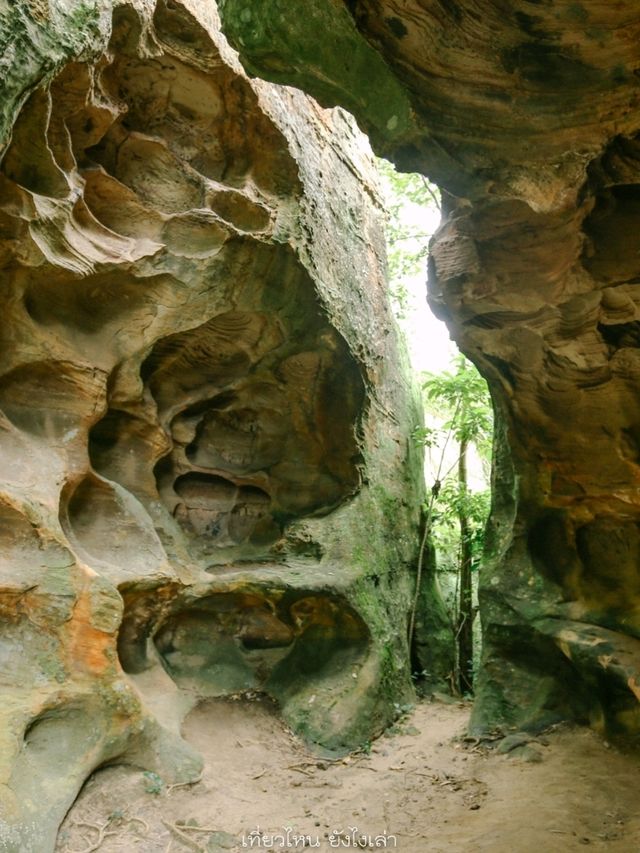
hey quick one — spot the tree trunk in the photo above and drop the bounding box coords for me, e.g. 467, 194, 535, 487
457, 436, 474, 694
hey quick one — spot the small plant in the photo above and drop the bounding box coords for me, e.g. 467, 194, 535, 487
142, 770, 164, 795
392, 701, 415, 717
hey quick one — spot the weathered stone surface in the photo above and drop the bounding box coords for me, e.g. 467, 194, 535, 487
0, 3, 436, 849
496, 732, 535, 755
219, 1, 640, 739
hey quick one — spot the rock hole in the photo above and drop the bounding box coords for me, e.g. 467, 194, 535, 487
60, 474, 166, 577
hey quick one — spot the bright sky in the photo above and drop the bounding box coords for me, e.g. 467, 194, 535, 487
379, 176, 458, 376
400, 266, 458, 376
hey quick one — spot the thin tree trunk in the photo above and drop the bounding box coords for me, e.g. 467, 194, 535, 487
457, 435, 474, 694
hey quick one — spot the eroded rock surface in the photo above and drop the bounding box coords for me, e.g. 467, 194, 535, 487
219, 1, 640, 738
0, 3, 432, 849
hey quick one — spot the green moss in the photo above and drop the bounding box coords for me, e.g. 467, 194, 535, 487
218, 0, 415, 148
89, 575, 123, 633
68, 3, 100, 31
0, 1, 108, 151
37, 651, 67, 684
378, 639, 401, 702
566, 3, 589, 23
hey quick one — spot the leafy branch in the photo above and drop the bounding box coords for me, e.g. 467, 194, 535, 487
418, 354, 492, 694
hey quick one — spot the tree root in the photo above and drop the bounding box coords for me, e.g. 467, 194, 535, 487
162, 820, 206, 852
69, 820, 118, 853
66, 814, 150, 853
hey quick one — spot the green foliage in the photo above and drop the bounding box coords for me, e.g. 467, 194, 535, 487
422, 354, 493, 453
411, 424, 439, 449
376, 158, 440, 318
419, 354, 492, 568
142, 770, 164, 795
418, 354, 492, 691
431, 481, 491, 571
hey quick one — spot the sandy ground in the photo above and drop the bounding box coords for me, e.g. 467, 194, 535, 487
56, 696, 640, 853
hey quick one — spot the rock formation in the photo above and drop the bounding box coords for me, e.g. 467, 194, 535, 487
8, 0, 640, 846
0, 3, 437, 849
219, 0, 640, 739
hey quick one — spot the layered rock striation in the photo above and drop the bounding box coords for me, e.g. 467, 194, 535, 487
0, 3, 433, 849
219, 0, 640, 737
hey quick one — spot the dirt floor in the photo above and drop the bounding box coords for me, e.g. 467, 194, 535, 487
56, 696, 640, 853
